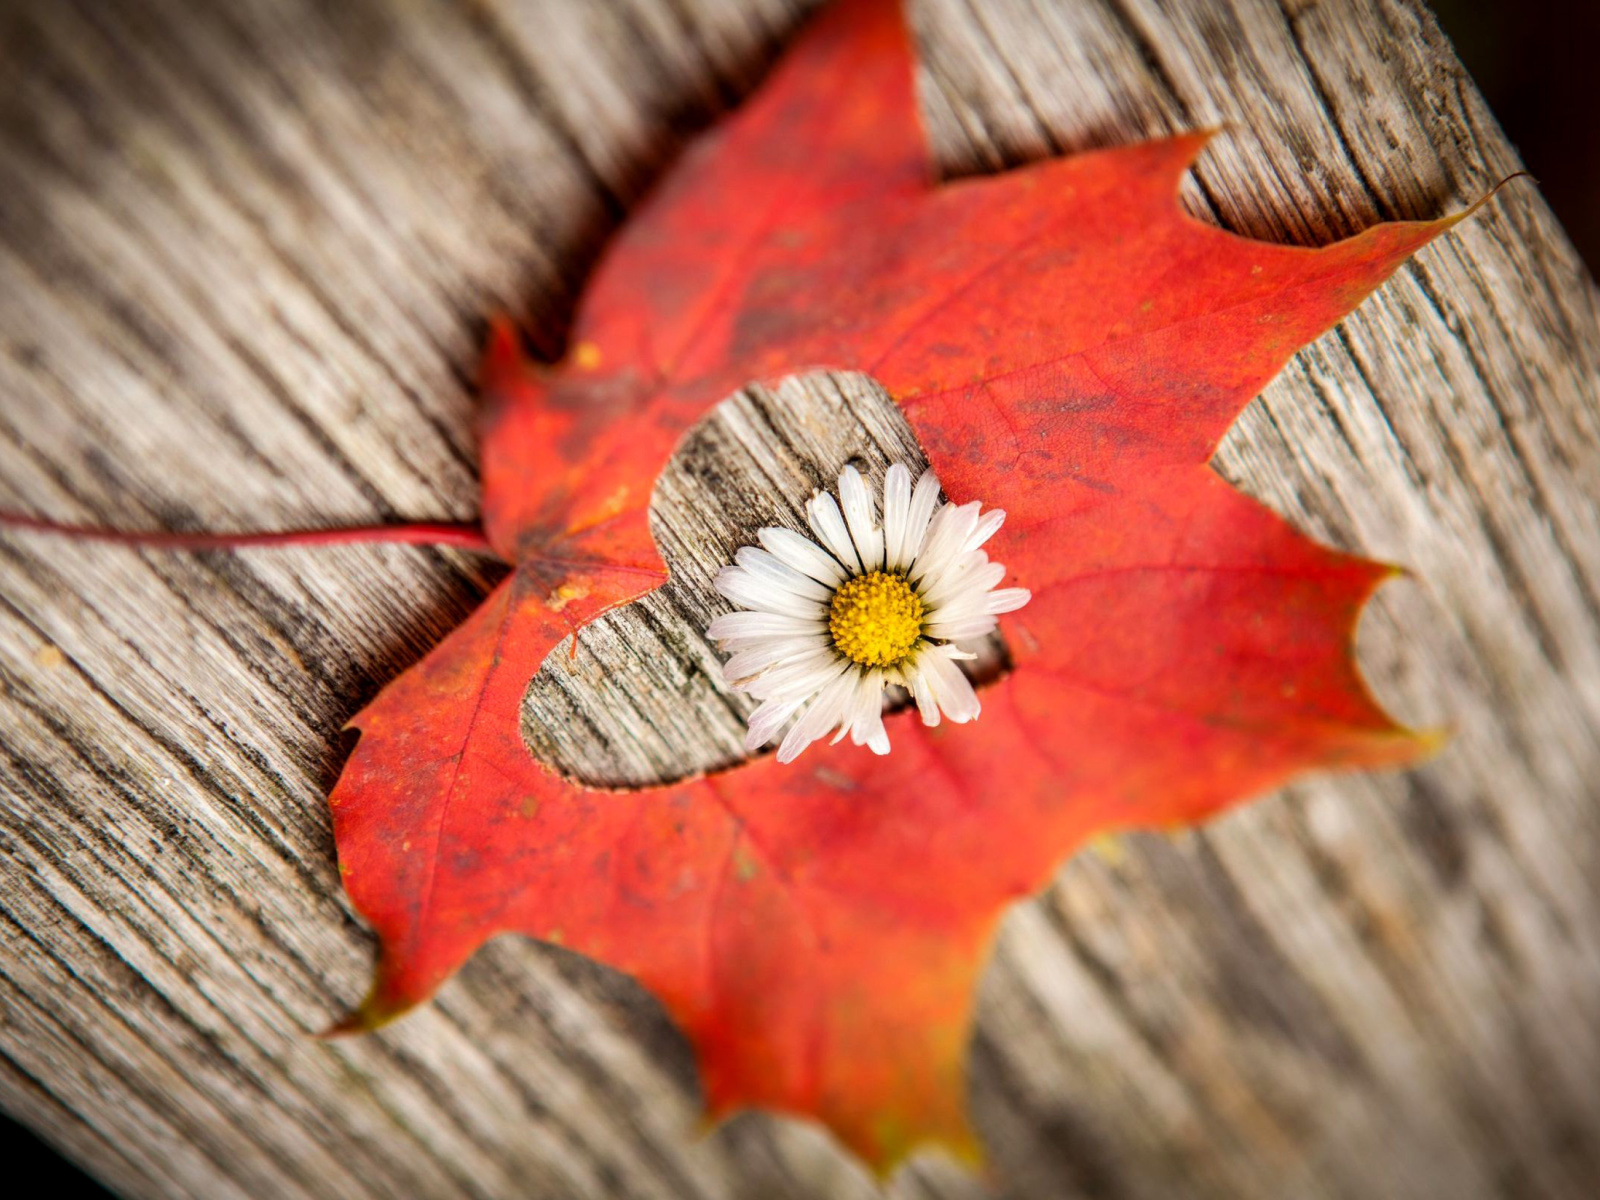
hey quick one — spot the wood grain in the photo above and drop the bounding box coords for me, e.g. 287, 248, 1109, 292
1, 0, 1596, 1197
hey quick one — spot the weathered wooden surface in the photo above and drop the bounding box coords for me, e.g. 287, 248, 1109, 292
1, 0, 1597, 1198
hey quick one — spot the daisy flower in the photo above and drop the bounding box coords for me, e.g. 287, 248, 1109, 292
707, 463, 1030, 763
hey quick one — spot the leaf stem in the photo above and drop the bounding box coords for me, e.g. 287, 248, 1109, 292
0, 511, 500, 557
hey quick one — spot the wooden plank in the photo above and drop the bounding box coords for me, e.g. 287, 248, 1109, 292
0, 0, 1596, 1197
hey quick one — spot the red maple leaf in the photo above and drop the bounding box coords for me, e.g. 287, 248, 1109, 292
321, 0, 1477, 1168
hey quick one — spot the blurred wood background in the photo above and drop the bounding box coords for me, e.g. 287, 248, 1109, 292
1, 0, 1597, 1197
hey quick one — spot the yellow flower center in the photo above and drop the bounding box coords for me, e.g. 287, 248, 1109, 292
828, 571, 924, 668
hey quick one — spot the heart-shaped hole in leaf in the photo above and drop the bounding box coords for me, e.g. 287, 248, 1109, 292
522, 370, 1010, 789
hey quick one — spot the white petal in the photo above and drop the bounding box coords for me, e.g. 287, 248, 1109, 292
910, 502, 981, 589
723, 636, 829, 684
759, 526, 847, 585
744, 657, 850, 745
735, 546, 833, 602
965, 508, 1006, 553
923, 559, 1006, 609
706, 610, 824, 644
924, 589, 998, 624
831, 670, 881, 745
745, 651, 846, 700
924, 616, 999, 642
745, 697, 806, 750
908, 504, 961, 580
806, 491, 861, 572
882, 464, 912, 571
715, 567, 826, 619
921, 649, 981, 723
909, 670, 941, 726
986, 587, 1031, 614
849, 673, 891, 753
740, 641, 840, 687
903, 470, 942, 563
850, 673, 889, 750
777, 670, 861, 763
838, 465, 884, 572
